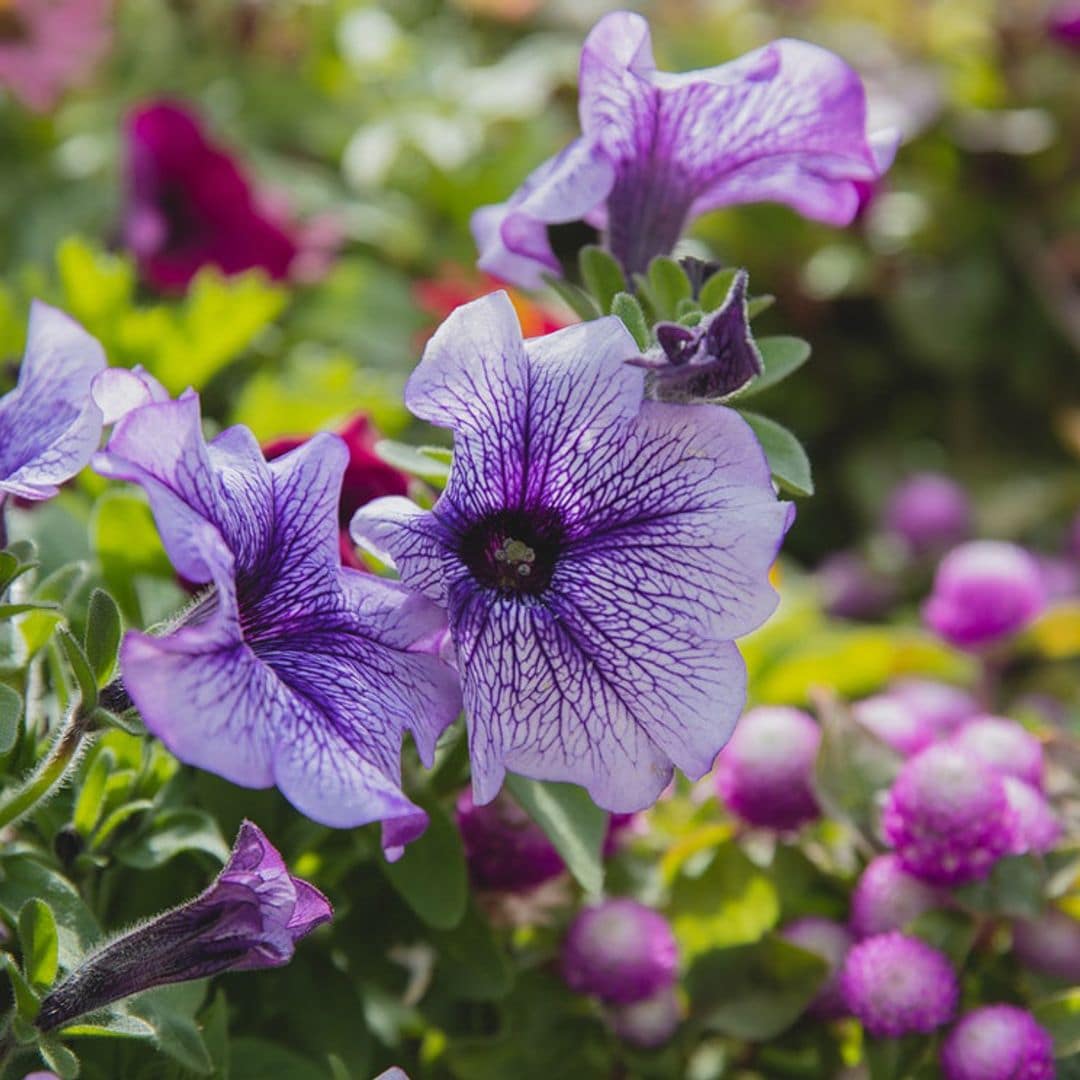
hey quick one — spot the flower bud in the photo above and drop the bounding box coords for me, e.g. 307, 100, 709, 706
1002, 777, 1061, 855
884, 473, 971, 557
887, 678, 978, 738
853, 695, 935, 757
950, 716, 1045, 789
850, 854, 942, 938
940, 1005, 1055, 1080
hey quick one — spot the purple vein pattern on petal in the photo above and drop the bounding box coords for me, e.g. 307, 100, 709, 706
95, 395, 461, 854
353, 292, 791, 812
0, 301, 106, 500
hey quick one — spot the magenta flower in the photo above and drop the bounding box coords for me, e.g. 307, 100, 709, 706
780, 916, 853, 1019
0, 301, 105, 503
850, 854, 942, 939
1048, 1, 1080, 48
883, 472, 972, 557
941, 1005, 1055, 1080
887, 678, 978, 739
0, 0, 111, 112
817, 550, 896, 621
124, 101, 300, 293
853, 694, 936, 757
561, 899, 678, 1005
950, 716, 1045, 789
37, 822, 330, 1031
1002, 777, 1062, 856
714, 706, 821, 830
472, 12, 896, 286
95, 393, 461, 857
840, 932, 957, 1038
610, 986, 681, 1048
1012, 907, 1080, 984
353, 293, 790, 813
923, 541, 1046, 651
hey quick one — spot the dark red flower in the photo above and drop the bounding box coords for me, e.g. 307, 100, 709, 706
124, 100, 299, 293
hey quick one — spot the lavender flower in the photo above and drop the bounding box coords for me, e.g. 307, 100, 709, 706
628, 271, 762, 402
850, 854, 942, 939
0, 301, 105, 503
37, 822, 331, 1031
883, 472, 972, 557
780, 916, 852, 1018
353, 294, 790, 813
1012, 907, 1080, 983
714, 706, 821, 830
472, 11, 896, 285
940, 1005, 1055, 1080
882, 744, 1015, 885
923, 541, 1046, 651
888, 678, 978, 739
95, 393, 461, 857
852, 694, 936, 757
840, 932, 958, 1038
950, 716, 1045, 789
817, 550, 896, 621
1002, 777, 1062, 856
610, 985, 681, 1048
561, 899, 678, 1005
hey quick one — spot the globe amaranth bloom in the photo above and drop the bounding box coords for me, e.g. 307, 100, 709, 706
882, 744, 1015, 885
472, 11, 897, 286
1012, 906, 1080, 983
850, 854, 942, 939
95, 393, 461, 857
780, 916, 853, 1019
887, 678, 978, 739
714, 706, 820, 830
561, 899, 678, 1004
852, 694, 936, 757
628, 270, 762, 403
1048, 1, 1080, 48
264, 414, 410, 571
840, 931, 958, 1038
125, 101, 300, 293
1001, 777, 1062, 856
353, 293, 791, 812
923, 541, 1046, 651
816, 550, 896, 621
37, 821, 330, 1031
940, 1005, 1055, 1080
883, 472, 972, 557
0, 301, 105, 504
610, 986, 682, 1048
949, 715, 1045, 789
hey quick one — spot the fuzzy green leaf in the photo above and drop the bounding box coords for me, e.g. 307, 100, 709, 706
740, 411, 814, 497
19, 898, 59, 991
579, 246, 626, 314
541, 274, 601, 321
0, 683, 22, 754
610, 291, 650, 351
84, 589, 122, 688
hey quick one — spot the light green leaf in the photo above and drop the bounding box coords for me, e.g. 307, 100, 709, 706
3, 952, 41, 1020
373, 439, 452, 485
736, 337, 811, 399
579, 246, 626, 314
610, 291, 650, 351
57, 628, 97, 711
115, 808, 229, 869
126, 982, 213, 1075
0, 683, 22, 753
39, 1035, 80, 1078
20, 563, 89, 656
646, 256, 692, 320
19, 898, 59, 991
740, 411, 814, 496
698, 268, 738, 313
1033, 988, 1080, 1058
542, 274, 601, 322
83, 589, 122, 688
73, 749, 114, 838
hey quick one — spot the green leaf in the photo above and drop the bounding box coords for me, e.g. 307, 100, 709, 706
542, 274, 601, 322
505, 775, 606, 895
737, 337, 811, 398
115, 808, 230, 869
646, 256, 692, 320
126, 982, 213, 1075
73, 749, 114, 838
19, 898, 59, 991
579, 246, 626, 314
0, 682, 23, 754
0, 551, 18, 592
373, 439, 452, 485
687, 936, 828, 1040
20, 563, 88, 656
0, 602, 60, 617
57, 627, 97, 711
83, 590, 122, 688
228, 1038, 327, 1080
381, 797, 467, 930
953, 855, 1045, 919
740, 411, 814, 496
1033, 988, 1080, 1058
907, 908, 977, 968
865, 1034, 929, 1080
747, 294, 775, 318
39, 1035, 80, 1078
201, 990, 231, 1079
431, 898, 514, 1001
4, 952, 41, 1020
91, 798, 155, 850
610, 291, 650, 351
698, 268, 738, 312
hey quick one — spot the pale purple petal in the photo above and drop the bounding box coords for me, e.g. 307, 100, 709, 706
0, 301, 105, 500
91, 365, 169, 426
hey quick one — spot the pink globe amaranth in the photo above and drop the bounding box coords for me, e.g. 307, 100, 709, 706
923, 541, 1046, 651
817, 550, 896, 621
888, 678, 979, 739
714, 706, 821, 831
1001, 778, 1062, 856
940, 1005, 1055, 1080
456, 789, 565, 893
950, 716, 1045, 789
840, 931, 958, 1038
561, 899, 678, 1005
610, 985, 682, 1048
1048, 1, 1080, 48
1012, 906, 1080, 983
853, 694, 936, 757
850, 854, 942, 938
884, 472, 972, 557
882, 744, 1015, 886
780, 917, 853, 1018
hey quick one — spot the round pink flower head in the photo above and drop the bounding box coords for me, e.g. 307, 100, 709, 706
853, 694, 936, 757
714, 706, 821, 830
950, 716, 1045, 790
455, 788, 565, 893
882, 744, 1015, 885
610, 985, 682, 1048
1001, 777, 1062, 856
561, 899, 678, 1005
888, 678, 979, 739
1048, 1, 1080, 48
780, 916, 853, 1018
923, 541, 1046, 651
884, 472, 972, 557
840, 931, 958, 1038
850, 854, 942, 938
941, 1005, 1055, 1080
1012, 906, 1080, 984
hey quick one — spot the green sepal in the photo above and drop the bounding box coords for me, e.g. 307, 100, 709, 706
579, 246, 626, 314
610, 291, 651, 351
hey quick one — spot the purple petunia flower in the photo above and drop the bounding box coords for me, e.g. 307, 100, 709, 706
840, 931, 958, 1038
36, 821, 331, 1031
850, 854, 942, 939
950, 715, 1045, 789
94, 393, 461, 857
940, 1005, 1055, 1080
472, 11, 896, 286
561, 898, 678, 1005
780, 916, 853, 1019
883, 472, 972, 557
627, 270, 762, 402
353, 293, 791, 813
124, 101, 300, 293
1012, 906, 1080, 984
0, 301, 105, 504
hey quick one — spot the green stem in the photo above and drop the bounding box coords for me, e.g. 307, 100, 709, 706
0, 707, 92, 831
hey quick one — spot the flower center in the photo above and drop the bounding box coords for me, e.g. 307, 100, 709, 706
460, 507, 563, 596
